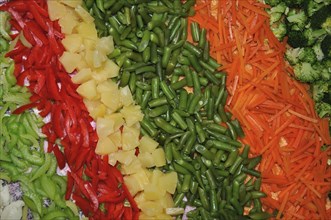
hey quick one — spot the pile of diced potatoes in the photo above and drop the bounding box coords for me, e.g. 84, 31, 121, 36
47, 0, 179, 218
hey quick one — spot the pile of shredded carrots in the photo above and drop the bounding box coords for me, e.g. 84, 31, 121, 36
190, 0, 331, 219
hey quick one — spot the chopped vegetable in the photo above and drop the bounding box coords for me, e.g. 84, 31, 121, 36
191, 0, 330, 218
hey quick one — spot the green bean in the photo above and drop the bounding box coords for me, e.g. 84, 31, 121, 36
141, 91, 152, 109
171, 111, 187, 130
148, 105, 169, 117
184, 42, 202, 58
247, 155, 262, 170
187, 94, 201, 114
224, 150, 239, 168
198, 28, 207, 49
141, 117, 158, 137
195, 145, 214, 160
138, 30, 150, 52
191, 22, 200, 42
249, 212, 272, 220
181, 174, 191, 193
148, 96, 168, 107
229, 156, 243, 174
154, 117, 183, 134
242, 167, 261, 178
160, 80, 175, 100
198, 187, 210, 211
135, 87, 143, 104
178, 90, 188, 111
173, 162, 190, 175
206, 169, 217, 189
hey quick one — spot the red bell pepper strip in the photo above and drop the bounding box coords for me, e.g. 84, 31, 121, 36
26, 20, 48, 45
65, 172, 74, 200
84, 183, 99, 212
53, 144, 66, 170
46, 67, 62, 101
72, 193, 91, 216
28, 4, 48, 31
51, 105, 65, 138
47, 21, 62, 55
12, 102, 38, 114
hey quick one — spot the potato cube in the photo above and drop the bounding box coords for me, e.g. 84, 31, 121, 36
95, 136, 117, 155
71, 68, 92, 84
106, 113, 124, 131
144, 183, 166, 201
58, 10, 79, 34
109, 131, 122, 148
139, 136, 158, 153
122, 126, 140, 151
61, 34, 82, 53
138, 152, 155, 168
121, 157, 142, 175
59, 51, 81, 73
124, 175, 141, 196
113, 149, 136, 166
47, 1, 68, 21
152, 148, 166, 167
150, 169, 163, 186
75, 5, 94, 23
59, 0, 82, 8
159, 193, 175, 209
96, 117, 115, 138
158, 172, 178, 194
134, 192, 146, 204
96, 36, 114, 55
120, 86, 134, 107
83, 100, 106, 119
93, 50, 107, 69
139, 201, 163, 217
76, 79, 98, 100
76, 22, 98, 40
120, 105, 143, 127
102, 59, 119, 78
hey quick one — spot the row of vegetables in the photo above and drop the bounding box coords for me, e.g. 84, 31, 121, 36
0, 0, 330, 219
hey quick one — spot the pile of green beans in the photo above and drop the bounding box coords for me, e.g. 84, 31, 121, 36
0, 11, 79, 220
83, 1, 270, 219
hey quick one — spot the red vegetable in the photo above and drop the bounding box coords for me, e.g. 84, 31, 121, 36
2, 0, 139, 218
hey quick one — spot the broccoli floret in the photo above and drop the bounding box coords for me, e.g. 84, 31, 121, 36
268, 3, 288, 24
293, 62, 320, 82
311, 5, 331, 29
287, 30, 308, 48
298, 47, 317, 63
271, 23, 287, 40
321, 35, 331, 58
312, 41, 325, 60
315, 102, 331, 118
285, 47, 302, 65
286, 10, 308, 29
313, 60, 331, 80
322, 17, 331, 34
304, 0, 328, 17
311, 80, 329, 102
304, 28, 327, 46
283, 0, 305, 7
264, 0, 282, 7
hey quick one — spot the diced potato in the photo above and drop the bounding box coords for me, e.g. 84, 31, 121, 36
109, 131, 122, 148
139, 136, 158, 153
106, 113, 124, 131
131, 169, 150, 190
134, 192, 146, 204
158, 193, 175, 209
113, 149, 136, 165
138, 152, 155, 168
108, 153, 117, 166
59, 0, 82, 8
120, 105, 143, 127
120, 86, 134, 106
61, 34, 83, 53
58, 10, 79, 34
158, 172, 178, 194
138, 214, 157, 220
152, 148, 166, 167
84, 49, 94, 68
47, 1, 68, 21
97, 80, 121, 112
95, 136, 117, 155
93, 50, 107, 68
121, 157, 142, 175
96, 36, 114, 55
76, 79, 98, 100
92, 62, 117, 82
150, 169, 163, 186
144, 183, 166, 201
59, 51, 81, 73
96, 117, 115, 138
76, 22, 97, 40
156, 214, 173, 220
96, 59, 119, 79
71, 68, 92, 84
75, 5, 94, 23
75, 59, 88, 71
122, 125, 140, 151
124, 175, 142, 196
139, 201, 163, 217
83, 38, 96, 50
84, 100, 106, 119
104, 59, 120, 78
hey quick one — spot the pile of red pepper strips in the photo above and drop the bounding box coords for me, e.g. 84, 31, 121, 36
0, 0, 139, 219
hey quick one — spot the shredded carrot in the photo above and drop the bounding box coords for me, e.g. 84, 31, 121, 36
191, 0, 331, 219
